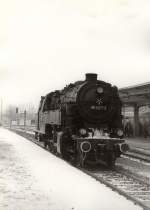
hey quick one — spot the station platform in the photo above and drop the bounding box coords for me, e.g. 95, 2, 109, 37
125, 137, 150, 153
125, 137, 150, 150
0, 128, 141, 210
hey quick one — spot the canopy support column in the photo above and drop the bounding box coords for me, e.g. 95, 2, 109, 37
133, 104, 140, 136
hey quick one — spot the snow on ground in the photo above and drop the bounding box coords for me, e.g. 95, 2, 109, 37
0, 128, 142, 210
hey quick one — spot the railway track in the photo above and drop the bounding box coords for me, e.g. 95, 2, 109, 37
83, 168, 150, 210
124, 150, 150, 163
9, 127, 150, 210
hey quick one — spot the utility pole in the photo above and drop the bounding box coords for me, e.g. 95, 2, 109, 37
24, 110, 26, 130
16, 107, 19, 126
1, 98, 3, 125
9, 106, 12, 129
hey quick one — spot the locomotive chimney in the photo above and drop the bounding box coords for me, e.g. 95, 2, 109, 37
85, 73, 97, 82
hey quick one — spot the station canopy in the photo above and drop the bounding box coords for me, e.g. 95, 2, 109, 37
119, 82, 150, 107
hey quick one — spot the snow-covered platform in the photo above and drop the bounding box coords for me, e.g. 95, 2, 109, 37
0, 128, 142, 210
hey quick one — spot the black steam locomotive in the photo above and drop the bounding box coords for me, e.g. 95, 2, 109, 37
35, 73, 129, 167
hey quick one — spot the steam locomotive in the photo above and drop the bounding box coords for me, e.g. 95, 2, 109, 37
35, 73, 129, 167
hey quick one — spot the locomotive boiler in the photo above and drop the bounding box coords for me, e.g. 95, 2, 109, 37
35, 73, 129, 167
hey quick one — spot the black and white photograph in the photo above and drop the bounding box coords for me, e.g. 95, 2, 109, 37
0, 0, 150, 209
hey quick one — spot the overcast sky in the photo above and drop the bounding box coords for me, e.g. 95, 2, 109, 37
1, 0, 150, 108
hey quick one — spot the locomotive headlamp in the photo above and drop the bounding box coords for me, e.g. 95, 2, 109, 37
97, 87, 103, 94
117, 129, 123, 137
79, 128, 87, 135
80, 141, 91, 153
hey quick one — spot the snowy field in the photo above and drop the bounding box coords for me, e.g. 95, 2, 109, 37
0, 128, 142, 210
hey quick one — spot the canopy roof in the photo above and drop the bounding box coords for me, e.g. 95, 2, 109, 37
119, 82, 150, 107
